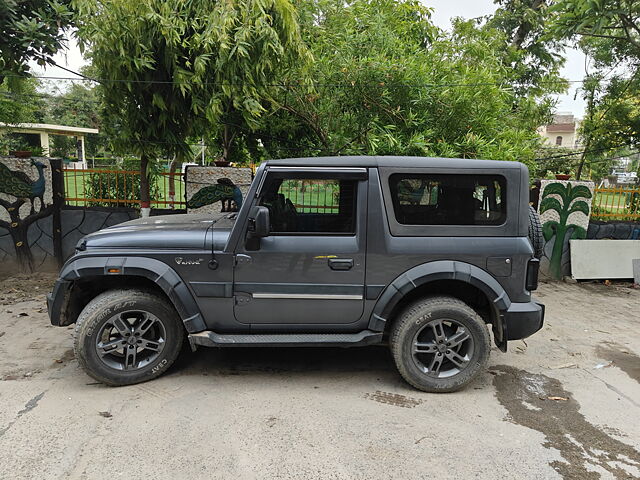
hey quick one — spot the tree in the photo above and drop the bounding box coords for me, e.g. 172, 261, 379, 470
550, 0, 640, 179
43, 80, 107, 158
0, 77, 47, 155
549, 0, 640, 62
74, 0, 308, 215
0, 0, 73, 85
485, 0, 567, 99
255, 0, 552, 171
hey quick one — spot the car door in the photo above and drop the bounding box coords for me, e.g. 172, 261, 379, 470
233, 167, 368, 326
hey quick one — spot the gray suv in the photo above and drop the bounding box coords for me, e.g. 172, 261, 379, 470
47, 156, 544, 392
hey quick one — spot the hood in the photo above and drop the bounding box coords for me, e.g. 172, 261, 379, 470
82, 213, 230, 250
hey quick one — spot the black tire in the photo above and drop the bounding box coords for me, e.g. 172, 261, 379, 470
528, 205, 544, 259
390, 296, 491, 393
73, 289, 184, 386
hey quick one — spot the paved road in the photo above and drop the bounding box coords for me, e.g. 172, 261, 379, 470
0, 277, 639, 479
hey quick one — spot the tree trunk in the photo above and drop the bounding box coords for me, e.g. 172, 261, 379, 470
221, 124, 236, 163
549, 224, 567, 280
575, 139, 590, 181
140, 153, 151, 217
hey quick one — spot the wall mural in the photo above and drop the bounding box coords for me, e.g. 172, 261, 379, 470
185, 166, 252, 214
0, 158, 55, 272
538, 180, 595, 280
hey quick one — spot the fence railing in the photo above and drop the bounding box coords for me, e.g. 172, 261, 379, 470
591, 186, 640, 220
64, 168, 186, 208
279, 179, 340, 213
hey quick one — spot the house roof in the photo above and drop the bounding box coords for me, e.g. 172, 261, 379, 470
0, 122, 99, 136
545, 123, 576, 133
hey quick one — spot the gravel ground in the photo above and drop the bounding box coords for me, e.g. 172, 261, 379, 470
0, 277, 638, 480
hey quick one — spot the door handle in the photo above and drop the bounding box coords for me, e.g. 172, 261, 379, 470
328, 258, 353, 271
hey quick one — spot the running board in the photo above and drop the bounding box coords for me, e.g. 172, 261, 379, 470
188, 330, 383, 350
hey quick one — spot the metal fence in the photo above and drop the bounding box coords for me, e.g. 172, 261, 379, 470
279, 179, 340, 213
64, 168, 186, 208
591, 186, 640, 220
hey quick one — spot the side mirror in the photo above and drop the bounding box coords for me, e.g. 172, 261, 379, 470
246, 206, 270, 250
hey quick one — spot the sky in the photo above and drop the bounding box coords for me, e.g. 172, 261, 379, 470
32, 0, 587, 118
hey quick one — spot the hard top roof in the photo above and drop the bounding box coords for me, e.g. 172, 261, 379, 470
265, 156, 524, 170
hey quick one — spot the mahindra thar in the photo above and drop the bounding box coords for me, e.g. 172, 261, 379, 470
48, 156, 544, 392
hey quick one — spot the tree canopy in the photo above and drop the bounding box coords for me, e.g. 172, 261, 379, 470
73, 0, 308, 211
549, 0, 639, 178
247, 0, 562, 172
0, 0, 73, 84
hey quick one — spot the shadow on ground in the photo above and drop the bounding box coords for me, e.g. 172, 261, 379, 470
171, 344, 397, 378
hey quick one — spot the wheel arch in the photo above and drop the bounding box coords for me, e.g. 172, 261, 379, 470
55, 256, 206, 333
368, 261, 510, 348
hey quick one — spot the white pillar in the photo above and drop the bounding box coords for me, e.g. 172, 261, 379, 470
76, 136, 87, 168
39, 132, 50, 156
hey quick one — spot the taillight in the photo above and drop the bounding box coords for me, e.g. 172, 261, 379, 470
526, 258, 540, 291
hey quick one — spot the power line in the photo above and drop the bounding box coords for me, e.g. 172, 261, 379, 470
534, 143, 636, 161
2, 72, 597, 88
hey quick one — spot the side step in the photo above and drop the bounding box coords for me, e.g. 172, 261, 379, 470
188, 330, 383, 350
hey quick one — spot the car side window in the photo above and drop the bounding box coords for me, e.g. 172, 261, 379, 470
389, 174, 506, 226
259, 177, 357, 234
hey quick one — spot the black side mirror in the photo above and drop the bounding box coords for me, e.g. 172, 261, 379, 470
246, 206, 270, 250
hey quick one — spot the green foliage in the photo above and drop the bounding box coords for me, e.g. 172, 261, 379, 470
534, 146, 577, 177
43, 80, 107, 157
73, 0, 308, 204
549, 0, 640, 66
486, 0, 567, 98
73, 0, 308, 159
550, 1, 640, 179
0, 77, 44, 122
254, 0, 557, 171
0, 0, 73, 82
84, 159, 161, 208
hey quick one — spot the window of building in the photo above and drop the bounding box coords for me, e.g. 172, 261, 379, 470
555, 136, 563, 145
389, 174, 506, 226
259, 177, 357, 234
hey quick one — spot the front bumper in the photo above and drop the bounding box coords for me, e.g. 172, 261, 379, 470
47, 279, 71, 326
504, 298, 545, 341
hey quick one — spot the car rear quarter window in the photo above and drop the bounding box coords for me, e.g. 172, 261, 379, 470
389, 174, 507, 226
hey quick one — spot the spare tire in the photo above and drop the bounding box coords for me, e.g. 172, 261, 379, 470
528, 205, 544, 259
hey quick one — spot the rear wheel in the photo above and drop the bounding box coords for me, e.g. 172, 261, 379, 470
74, 289, 184, 386
390, 296, 490, 392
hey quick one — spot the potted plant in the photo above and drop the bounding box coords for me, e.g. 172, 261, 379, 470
9, 150, 33, 158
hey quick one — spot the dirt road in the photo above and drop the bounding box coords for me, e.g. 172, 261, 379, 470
0, 275, 639, 479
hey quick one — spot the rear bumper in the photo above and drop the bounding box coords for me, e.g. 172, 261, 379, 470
504, 298, 544, 341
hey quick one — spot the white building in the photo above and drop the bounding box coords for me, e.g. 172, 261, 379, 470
538, 113, 581, 149
0, 122, 99, 168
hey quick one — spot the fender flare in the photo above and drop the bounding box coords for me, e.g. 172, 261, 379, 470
58, 255, 206, 332
368, 260, 510, 333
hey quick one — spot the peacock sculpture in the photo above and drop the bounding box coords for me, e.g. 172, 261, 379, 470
187, 177, 243, 212
0, 159, 48, 213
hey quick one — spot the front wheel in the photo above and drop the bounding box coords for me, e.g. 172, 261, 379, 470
390, 296, 490, 393
74, 289, 184, 386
